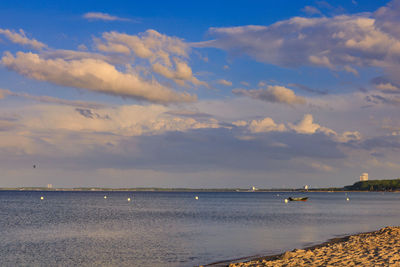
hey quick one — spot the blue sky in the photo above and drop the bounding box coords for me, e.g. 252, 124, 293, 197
1, 0, 400, 188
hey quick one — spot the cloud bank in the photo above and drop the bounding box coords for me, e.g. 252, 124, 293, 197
200, 0, 400, 85
0, 29, 210, 104
1, 52, 196, 104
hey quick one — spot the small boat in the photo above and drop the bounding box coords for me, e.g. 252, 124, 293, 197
288, 197, 308, 201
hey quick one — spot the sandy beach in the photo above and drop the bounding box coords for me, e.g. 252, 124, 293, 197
227, 226, 400, 267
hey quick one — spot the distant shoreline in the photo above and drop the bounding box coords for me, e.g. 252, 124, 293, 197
0, 187, 399, 192
3, 179, 400, 192
0, 187, 319, 192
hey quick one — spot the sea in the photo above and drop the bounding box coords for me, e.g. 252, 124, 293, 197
1, 191, 400, 266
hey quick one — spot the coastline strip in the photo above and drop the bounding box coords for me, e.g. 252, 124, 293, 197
204, 226, 400, 267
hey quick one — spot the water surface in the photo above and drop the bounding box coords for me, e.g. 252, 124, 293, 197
1, 191, 400, 266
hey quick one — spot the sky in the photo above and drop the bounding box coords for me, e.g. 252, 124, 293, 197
1, 0, 400, 188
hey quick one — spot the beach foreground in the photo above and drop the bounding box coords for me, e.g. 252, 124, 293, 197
228, 226, 400, 267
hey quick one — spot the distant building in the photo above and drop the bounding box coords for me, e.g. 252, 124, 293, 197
360, 173, 368, 181
47, 184, 53, 189
304, 185, 309, 190
251, 186, 257, 191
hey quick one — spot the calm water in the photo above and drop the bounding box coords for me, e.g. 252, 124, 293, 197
1, 191, 400, 266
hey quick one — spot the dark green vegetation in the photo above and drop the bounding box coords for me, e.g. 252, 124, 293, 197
344, 179, 400, 191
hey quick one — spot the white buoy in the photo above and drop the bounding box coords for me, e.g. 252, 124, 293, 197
127, 198, 131, 201
104, 195, 107, 199
40, 196, 44, 200
346, 197, 350, 201
284, 198, 288, 203
195, 196, 199, 200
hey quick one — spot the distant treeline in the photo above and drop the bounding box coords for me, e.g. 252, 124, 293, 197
344, 179, 400, 191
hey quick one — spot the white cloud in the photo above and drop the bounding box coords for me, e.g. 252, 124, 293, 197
248, 117, 286, 133
289, 114, 320, 134
1, 51, 196, 104
152, 58, 207, 86
217, 79, 232, 86
96, 42, 131, 55
233, 85, 306, 105
339, 131, 362, 142
83, 12, 131, 22
302, 6, 322, 15
0, 28, 47, 50
343, 65, 359, 76
232, 120, 247, 127
289, 114, 335, 135
288, 114, 361, 142
199, 4, 400, 83
375, 82, 400, 92
258, 81, 267, 87
1, 29, 209, 103
78, 44, 88, 51
96, 30, 207, 87
309, 55, 334, 68
97, 30, 188, 64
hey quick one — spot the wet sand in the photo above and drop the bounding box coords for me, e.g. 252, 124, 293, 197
224, 226, 400, 266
